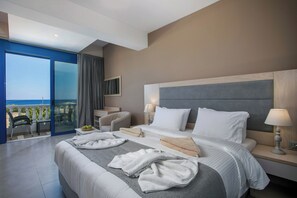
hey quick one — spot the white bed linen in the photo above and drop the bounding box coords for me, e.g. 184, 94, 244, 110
116, 128, 268, 197
55, 141, 140, 198
137, 125, 257, 151
55, 126, 268, 198
241, 138, 257, 151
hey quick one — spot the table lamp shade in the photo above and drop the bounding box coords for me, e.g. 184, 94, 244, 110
144, 104, 155, 113
264, 109, 292, 127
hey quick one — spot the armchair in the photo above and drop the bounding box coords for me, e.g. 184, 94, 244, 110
99, 111, 131, 132
7, 111, 32, 139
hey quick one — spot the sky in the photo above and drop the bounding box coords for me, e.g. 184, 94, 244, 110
6, 53, 50, 100
6, 53, 77, 100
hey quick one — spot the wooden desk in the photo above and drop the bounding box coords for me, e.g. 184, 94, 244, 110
252, 144, 297, 182
94, 107, 120, 129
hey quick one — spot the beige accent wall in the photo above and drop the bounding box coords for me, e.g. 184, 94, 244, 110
104, 0, 297, 125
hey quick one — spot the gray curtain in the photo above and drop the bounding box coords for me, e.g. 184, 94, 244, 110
78, 54, 104, 127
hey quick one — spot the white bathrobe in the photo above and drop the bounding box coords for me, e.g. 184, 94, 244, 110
72, 132, 126, 149
108, 149, 198, 193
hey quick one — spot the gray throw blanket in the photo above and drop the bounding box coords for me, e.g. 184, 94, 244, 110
67, 139, 226, 198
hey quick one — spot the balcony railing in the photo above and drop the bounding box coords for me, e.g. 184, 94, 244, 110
6, 104, 50, 134
6, 103, 77, 135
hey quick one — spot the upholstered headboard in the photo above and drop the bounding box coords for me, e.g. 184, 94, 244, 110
159, 80, 273, 132
144, 70, 297, 147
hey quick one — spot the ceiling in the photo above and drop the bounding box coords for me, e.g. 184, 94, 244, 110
69, 0, 219, 33
8, 15, 96, 52
0, 0, 219, 53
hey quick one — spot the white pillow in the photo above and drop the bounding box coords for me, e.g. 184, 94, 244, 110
179, 109, 191, 131
193, 108, 250, 143
157, 107, 191, 131
151, 106, 185, 131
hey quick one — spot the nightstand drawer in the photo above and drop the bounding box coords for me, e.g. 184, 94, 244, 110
256, 157, 297, 182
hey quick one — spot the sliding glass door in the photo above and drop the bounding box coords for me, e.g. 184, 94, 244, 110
52, 61, 78, 135
0, 39, 78, 143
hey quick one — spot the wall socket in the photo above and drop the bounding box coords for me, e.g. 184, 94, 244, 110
288, 140, 297, 150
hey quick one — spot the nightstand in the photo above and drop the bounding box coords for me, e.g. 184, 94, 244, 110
252, 144, 297, 182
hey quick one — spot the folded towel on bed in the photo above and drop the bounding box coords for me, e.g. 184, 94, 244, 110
160, 137, 201, 157
120, 127, 144, 137
108, 149, 198, 193
72, 132, 126, 149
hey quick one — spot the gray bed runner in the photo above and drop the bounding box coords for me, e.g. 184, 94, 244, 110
66, 140, 226, 198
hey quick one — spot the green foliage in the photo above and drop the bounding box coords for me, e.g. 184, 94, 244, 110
6, 106, 51, 120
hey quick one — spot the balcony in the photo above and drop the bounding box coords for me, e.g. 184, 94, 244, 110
6, 103, 77, 141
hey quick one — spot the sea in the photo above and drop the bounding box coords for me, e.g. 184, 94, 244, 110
6, 99, 76, 106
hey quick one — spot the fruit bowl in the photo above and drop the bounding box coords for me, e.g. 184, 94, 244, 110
81, 125, 94, 131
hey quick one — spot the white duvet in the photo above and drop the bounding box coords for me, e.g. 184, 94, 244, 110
55, 126, 269, 198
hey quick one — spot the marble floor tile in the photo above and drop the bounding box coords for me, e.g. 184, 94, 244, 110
0, 134, 73, 198
42, 180, 65, 198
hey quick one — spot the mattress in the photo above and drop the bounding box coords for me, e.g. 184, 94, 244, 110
55, 126, 269, 198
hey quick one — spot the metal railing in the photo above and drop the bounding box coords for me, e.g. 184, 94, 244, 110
6, 103, 77, 135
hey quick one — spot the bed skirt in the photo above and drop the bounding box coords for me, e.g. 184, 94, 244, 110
59, 170, 249, 198
59, 171, 79, 198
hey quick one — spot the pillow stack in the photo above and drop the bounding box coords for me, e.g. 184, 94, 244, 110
193, 108, 250, 143
150, 106, 191, 131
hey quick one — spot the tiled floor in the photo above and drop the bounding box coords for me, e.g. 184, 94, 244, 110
250, 175, 296, 198
0, 134, 73, 198
8, 131, 50, 142
0, 134, 296, 198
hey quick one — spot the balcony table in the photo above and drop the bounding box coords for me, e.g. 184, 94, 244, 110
36, 120, 51, 135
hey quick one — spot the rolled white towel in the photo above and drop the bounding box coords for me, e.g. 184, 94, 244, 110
122, 151, 177, 177
139, 159, 198, 193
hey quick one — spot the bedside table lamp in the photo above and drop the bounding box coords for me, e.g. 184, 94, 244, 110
265, 109, 292, 155
144, 104, 155, 124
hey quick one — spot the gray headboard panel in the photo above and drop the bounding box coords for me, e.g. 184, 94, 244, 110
160, 80, 273, 132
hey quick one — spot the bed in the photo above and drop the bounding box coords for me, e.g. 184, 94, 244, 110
55, 126, 268, 198
55, 77, 274, 198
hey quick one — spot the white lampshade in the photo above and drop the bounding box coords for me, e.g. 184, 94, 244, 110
144, 104, 155, 113
265, 109, 292, 127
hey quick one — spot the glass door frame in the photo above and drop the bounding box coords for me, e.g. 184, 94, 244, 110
51, 61, 78, 136
0, 39, 77, 143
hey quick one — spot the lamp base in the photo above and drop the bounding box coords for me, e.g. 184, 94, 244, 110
272, 148, 286, 155
272, 128, 286, 155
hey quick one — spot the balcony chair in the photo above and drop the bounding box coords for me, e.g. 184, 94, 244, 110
8, 112, 32, 139
99, 111, 131, 132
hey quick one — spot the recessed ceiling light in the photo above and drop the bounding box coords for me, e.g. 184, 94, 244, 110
54, 34, 59, 38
